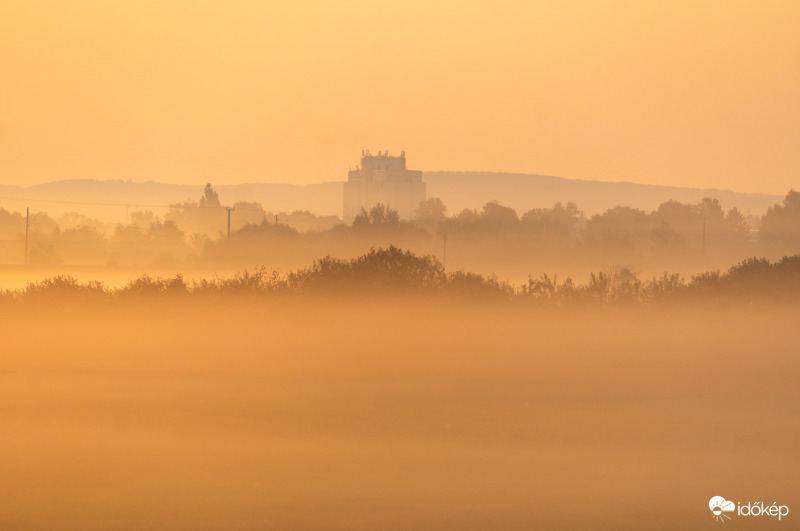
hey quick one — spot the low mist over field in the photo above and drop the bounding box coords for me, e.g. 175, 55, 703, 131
1, 257, 798, 529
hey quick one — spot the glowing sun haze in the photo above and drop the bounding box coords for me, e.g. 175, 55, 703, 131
1, 0, 798, 193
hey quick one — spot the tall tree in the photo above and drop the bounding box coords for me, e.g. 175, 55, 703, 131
199, 183, 221, 208
760, 190, 800, 248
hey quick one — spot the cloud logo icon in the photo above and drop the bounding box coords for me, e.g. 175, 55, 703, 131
709, 496, 735, 522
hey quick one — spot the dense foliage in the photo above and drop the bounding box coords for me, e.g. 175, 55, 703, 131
2, 187, 799, 267
3, 247, 799, 306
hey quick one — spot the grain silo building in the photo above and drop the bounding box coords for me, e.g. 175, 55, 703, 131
343, 150, 426, 224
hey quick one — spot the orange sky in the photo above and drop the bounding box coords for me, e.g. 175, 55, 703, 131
1, 1, 798, 193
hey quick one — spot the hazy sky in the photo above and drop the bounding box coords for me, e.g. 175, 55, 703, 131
1, 1, 798, 193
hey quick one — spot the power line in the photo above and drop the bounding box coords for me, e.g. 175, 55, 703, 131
0, 196, 171, 209
0, 195, 268, 211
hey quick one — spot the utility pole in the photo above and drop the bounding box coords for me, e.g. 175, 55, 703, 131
226, 207, 234, 237
275, 214, 278, 226
24, 207, 29, 265
443, 227, 447, 271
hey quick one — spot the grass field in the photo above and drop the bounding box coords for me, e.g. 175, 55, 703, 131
1, 298, 797, 529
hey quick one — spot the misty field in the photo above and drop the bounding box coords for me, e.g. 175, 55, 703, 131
0, 296, 797, 530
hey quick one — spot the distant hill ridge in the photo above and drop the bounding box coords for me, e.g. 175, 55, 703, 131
425, 172, 782, 217
0, 173, 783, 223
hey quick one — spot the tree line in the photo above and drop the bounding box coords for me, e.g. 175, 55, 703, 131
4, 246, 800, 306
0, 185, 798, 267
